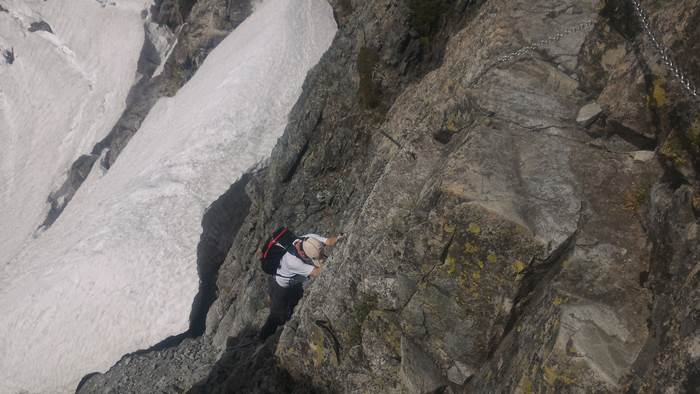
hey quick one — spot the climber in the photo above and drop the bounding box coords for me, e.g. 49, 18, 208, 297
258, 230, 342, 340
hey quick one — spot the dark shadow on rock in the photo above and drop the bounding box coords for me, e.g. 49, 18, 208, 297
187, 330, 323, 394
190, 172, 253, 336
75, 372, 100, 393
3, 48, 14, 64
37, 154, 97, 230
28, 21, 53, 33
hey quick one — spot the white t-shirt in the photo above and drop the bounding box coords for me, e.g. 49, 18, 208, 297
275, 234, 327, 287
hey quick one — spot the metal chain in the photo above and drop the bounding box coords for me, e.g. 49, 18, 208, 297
492, 20, 595, 67
630, 0, 699, 101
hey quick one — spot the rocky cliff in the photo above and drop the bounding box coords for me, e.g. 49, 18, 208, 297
79, 0, 700, 392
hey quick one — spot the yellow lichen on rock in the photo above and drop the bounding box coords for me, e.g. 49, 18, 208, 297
468, 223, 481, 235
309, 342, 325, 367
459, 271, 469, 288
308, 324, 339, 368
660, 134, 688, 167
692, 193, 700, 211
543, 366, 557, 385
464, 242, 479, 254
512, 260, 525, 273
446, 116, 459, 133
516, 375, 535, 394
444, 255, 458, 274
649, 78, 667, 108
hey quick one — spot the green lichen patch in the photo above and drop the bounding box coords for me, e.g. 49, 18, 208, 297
468, 222, 481, 235
432, 206, 544, 316
660, 132, 689, 167
464, 241, 479, 254
348, 296, 377, 345
542, 364, 576, 386
648, 78, 667, 109
366, 310, 402, 356
444, 254, 459, 274
623, 181, 652, 212
512, 260, 526, 274
308, 322, 340, 368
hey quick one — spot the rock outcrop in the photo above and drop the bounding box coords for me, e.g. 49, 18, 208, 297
79, 0, 700, 392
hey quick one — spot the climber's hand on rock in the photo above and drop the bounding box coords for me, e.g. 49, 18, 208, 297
325, 235, 343, 246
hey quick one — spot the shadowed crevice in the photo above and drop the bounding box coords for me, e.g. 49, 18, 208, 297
187, 330, 324, 394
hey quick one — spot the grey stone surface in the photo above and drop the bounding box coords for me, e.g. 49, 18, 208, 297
28, 21, 53, 33
2, 48, 13, 64
399, 337, 446, 393
576, 101, 602, 127
447, 361, 473, 385
77, 338, 216, 394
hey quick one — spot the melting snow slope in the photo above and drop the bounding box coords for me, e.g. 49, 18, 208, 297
0, 0, 336, 392
0, 0, 146, 270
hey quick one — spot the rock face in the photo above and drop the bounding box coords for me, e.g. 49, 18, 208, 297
576, 101, 603, 126
28, 20, 53, 33
75, 338, 217, 394
80, 0, 700, 392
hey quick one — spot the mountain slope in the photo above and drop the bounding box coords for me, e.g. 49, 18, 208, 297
0, 0, 145, 270
66, 0, 700, 392
0, 1, 336, 392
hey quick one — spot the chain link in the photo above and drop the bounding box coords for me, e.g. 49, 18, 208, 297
492, 20, 595, 67
630, 0, 699, 101
486, 1, 698, 102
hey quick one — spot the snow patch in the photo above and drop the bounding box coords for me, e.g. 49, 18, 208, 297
0, 0, 146, 270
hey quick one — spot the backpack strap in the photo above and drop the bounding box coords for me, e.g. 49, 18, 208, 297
262, 228, 288, 259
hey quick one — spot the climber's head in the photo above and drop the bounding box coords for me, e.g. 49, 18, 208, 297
301, 238, 323, 263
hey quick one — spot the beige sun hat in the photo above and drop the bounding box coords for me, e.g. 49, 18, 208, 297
302, 238, 323, 263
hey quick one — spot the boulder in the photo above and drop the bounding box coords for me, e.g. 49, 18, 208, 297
576, 101, 603, 127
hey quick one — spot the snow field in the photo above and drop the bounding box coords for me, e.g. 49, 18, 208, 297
0, 0, 147, 270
